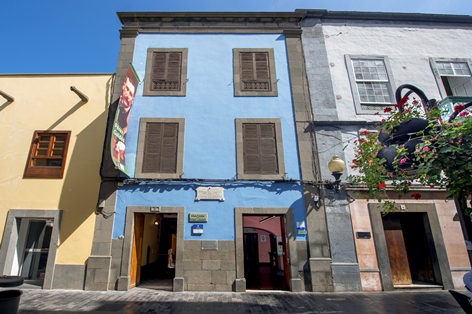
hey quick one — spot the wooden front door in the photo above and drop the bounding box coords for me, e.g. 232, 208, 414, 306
382, 214, 412, 285
130, 213, 144, 288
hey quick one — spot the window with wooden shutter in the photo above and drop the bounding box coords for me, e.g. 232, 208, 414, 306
142, 122, 178, 174
236, 118, 285, 180
144, 48, 188, 96
24, 131, 71, 179
240, 52, 271, 91
243, 123, 278, 174
135, 118, 185, 179
151, 52, 182, 91
233, 48, 278, 97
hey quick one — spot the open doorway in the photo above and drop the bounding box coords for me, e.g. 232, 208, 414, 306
242, 215, 290, 290
382, 212, 439, 287
17, 219, 53, 287
129, 213, 177, 290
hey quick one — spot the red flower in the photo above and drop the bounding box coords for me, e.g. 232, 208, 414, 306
411, 193, 421, 200
352, 159, 358, 163
384, 107, 392, 113
395, 95, 409, 108
430, 184, 435, 188
403, 109, 409, 114
459, 111, 469, 117
362, 130, 369, 135
454, 105, 466, 112
378, 183, 387, 189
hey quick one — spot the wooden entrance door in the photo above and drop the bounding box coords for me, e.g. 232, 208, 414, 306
382, 214, 412, 285
130, 213, 144, 288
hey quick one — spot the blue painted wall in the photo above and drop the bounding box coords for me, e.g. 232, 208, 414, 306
113, 33, 307, 241
113, 182, 306, 240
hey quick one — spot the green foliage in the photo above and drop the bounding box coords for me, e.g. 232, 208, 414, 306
350, 97, 472, 214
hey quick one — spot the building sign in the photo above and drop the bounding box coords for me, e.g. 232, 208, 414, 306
195, 187, 225, 201
111, 64, 140, 176
189, 212, 208, 222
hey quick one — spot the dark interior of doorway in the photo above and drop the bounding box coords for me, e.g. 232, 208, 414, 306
243, 215, 288, 290
382, 212, 439, 286
139, 215, 177, 290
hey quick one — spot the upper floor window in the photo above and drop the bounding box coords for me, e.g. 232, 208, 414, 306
430, 58, 472, 97
24, 131, 71, 179
345, 55, 395, 114
236, 118, 285, 180
233, 48, 278, 97
144, 48, 188, 96
135, 118, 185, 179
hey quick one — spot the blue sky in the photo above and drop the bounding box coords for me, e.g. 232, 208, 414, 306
1, 0, 472, 74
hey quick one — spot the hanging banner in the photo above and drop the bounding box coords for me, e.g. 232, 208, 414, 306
111, 64, 140, 176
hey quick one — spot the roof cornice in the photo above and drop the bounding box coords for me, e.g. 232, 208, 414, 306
299, 9, 472, 25
117, 11, 305, 31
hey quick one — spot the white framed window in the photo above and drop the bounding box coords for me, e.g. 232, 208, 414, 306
430, 58, 472, 97
345, 55, 396, 114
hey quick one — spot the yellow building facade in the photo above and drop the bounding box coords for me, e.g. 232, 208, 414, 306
0, 74, 112, 289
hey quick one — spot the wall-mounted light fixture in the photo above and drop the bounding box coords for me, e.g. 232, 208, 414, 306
70, 86, 89, 103
259, 215, 275, 223
0, 90, 14, 103
325, 155, 345, 192
154, 221, 159, 226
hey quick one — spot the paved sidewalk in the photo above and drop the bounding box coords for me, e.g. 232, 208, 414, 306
8, 287, 466, 314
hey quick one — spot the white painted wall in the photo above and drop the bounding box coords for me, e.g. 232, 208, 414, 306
322, 23, 472, 121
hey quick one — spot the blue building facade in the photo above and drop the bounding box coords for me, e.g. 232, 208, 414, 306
86, 12, 331, 293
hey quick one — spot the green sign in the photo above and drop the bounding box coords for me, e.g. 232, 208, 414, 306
189, 213, 208, 222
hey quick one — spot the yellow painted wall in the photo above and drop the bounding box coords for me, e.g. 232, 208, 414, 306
0, 74, 112, 264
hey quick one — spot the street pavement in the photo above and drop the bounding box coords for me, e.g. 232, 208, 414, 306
8, 287, 467, 314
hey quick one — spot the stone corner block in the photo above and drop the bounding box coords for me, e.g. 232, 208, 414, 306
173, 277, 185, 292
116, 276, 130, 291
290, 278, 304, 292
233, 278, 246, 292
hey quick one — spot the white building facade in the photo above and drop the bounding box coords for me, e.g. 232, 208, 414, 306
301, 10, 472, 291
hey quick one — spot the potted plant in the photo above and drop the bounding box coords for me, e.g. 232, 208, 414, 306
350, 85, 472, 214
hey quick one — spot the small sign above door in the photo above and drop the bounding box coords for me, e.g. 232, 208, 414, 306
195, 187, 224, 201
189, 212, 208, 222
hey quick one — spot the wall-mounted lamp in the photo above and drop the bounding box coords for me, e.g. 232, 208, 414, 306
0, 90, 14, 103
259, 216, 275, 223
70, 86, 89, 103
325, 155, 345, 192
154, 221, 159, 226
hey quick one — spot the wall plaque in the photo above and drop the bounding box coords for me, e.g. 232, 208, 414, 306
189, 212, 208, 222
356, 232, 371, 239
195, 187, 224, 201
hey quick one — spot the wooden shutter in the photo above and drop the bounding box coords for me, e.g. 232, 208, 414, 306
243, 123, 278, 174
151, 52, 182, 91
240, 52, 271, 91
142, 123, 178, 173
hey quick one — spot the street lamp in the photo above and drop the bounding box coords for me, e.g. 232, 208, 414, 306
326, 155, 345, 192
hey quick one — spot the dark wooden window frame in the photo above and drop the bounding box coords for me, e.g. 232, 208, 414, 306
135, 118, 185, 179
144, 48, 188, 96
236, 118, 285, 180
24, 131, 71, 179
233, 48, 278, 97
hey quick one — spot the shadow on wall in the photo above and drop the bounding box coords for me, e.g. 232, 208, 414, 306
123, 181, 303, 195
55, 109, 109, 245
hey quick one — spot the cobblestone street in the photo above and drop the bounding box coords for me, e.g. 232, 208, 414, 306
8, 287, 465, 314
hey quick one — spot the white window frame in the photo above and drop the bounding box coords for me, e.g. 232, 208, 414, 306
430, 58, 472, 98
345, 55, 396, 114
